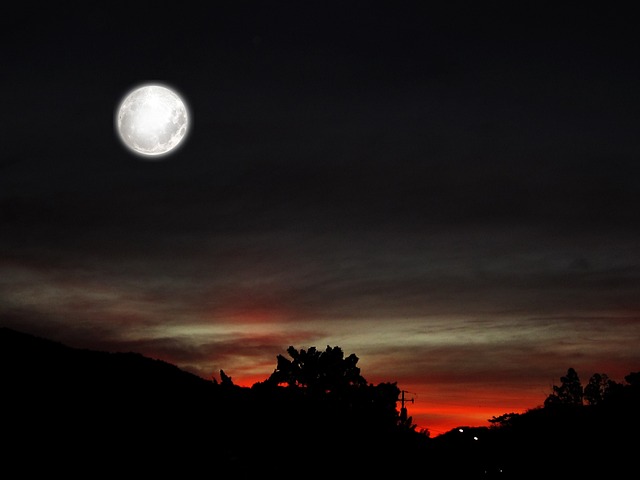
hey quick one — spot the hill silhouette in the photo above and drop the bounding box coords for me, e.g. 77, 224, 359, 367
1, 327, 218, 475
2, 326, 638, 476
1, 327, 426, 475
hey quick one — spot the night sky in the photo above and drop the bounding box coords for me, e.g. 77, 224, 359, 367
2, 1, 640, 435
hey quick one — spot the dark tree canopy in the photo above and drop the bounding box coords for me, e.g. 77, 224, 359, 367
267, 345, 367, 395
253, 345, 417, 436
584, 372, 621, 406
544, 367, 584, 407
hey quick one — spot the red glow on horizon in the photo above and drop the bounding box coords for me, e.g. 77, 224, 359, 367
223, 374, 544, 437
216, 373, 267, 387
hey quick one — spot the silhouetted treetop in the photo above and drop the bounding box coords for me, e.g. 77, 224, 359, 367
544, 367, 584, 407
266, 345, 367, 395
625, 371, 640, 386
584, 372, 621, 406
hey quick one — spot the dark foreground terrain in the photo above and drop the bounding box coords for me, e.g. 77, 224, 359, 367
2, 327, 637, 476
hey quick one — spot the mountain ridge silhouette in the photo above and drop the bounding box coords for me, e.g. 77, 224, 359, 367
0, 326, 210, 390
1, 326, 427, 474
1, 326, 221, 475
2, 326, 638, 476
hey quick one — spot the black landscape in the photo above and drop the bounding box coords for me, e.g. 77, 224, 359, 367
2, 326, 637, 476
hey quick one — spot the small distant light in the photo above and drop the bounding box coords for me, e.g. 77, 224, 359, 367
473, 436, 479, 441
458, 428, 464, 433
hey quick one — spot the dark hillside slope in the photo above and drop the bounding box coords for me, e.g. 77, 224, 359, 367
0, 327, 431, 474
1, 326, 210, 390
1, 327, 220, 474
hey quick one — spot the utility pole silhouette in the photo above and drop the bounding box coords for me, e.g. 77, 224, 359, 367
399, 390, 415, 422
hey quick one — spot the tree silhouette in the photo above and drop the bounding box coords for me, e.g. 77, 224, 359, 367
245, 344, 428, 467
544, 367, 583, 407
625, 371, 640, 387
584, 372, 620, 406
267, 345, 367, 396
259, 345, 416, 431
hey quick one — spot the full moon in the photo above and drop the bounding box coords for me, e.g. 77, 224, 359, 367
115, 83, 190, 158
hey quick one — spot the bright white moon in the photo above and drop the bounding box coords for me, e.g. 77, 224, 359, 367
115, 83, 189, 158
